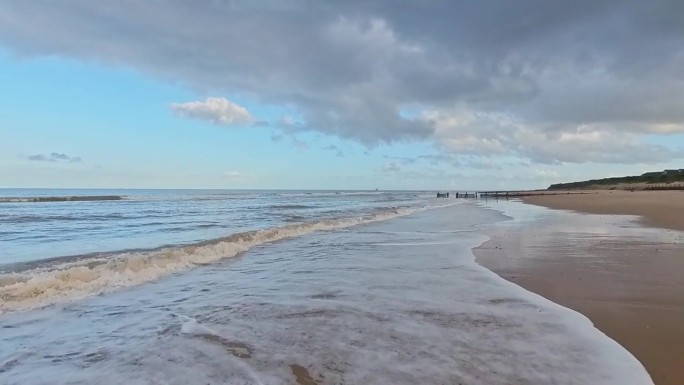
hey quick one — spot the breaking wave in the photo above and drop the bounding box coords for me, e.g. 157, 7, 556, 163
0, 202, 456, 314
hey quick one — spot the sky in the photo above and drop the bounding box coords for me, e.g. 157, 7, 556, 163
1, 0, 683, 190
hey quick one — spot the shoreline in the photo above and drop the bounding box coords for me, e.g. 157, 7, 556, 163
475, 196, 684, 385
521, 190, 684, 231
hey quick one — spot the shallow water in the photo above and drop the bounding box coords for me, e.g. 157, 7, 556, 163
0, 189, 436, 312
0, 202, 652, 384
0, 189, 426, 265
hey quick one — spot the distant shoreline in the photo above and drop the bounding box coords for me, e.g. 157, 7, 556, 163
0, 195, 123, 203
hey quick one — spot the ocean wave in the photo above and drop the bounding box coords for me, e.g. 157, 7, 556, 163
0, 202, 457, 314
0, 195, 124, 203
265, 204, 313, 210
1, 213, 131, 224
1, 214, 82, 223
284, 215, 307, 223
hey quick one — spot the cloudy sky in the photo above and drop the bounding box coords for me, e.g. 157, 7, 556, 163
1, 0, 683, 189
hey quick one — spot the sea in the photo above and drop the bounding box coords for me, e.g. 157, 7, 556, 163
0, 189, 653, 384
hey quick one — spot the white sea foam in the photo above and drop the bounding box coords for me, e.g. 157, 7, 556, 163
0, 202, 457, 314
178, 314, 214, 335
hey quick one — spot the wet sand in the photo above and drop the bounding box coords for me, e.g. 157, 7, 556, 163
476, 196, 684, 385
522, 190, 684, 231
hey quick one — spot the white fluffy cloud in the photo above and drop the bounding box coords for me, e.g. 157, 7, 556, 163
171, 97, 252, 126
425, 109, 680, 164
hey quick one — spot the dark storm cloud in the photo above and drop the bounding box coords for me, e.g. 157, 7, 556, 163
1, 0, 683, 162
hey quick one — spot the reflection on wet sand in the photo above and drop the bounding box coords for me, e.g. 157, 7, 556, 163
476, 200, 684, 385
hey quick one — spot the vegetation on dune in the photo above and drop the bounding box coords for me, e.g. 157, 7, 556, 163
548, 169, 684, 190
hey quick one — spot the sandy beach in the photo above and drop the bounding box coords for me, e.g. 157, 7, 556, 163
476, 191, 684, 385
523, 190, 684, 231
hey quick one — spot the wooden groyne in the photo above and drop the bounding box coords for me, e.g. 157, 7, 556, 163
437, 192, 477, 198
440, 186, 682, 200
454, 192, 477, 199
478, 190, 558, 199
437, 191, 590, 200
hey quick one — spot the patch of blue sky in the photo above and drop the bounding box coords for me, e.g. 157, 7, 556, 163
643, 133, 684, 153
0, 50, 445, 189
